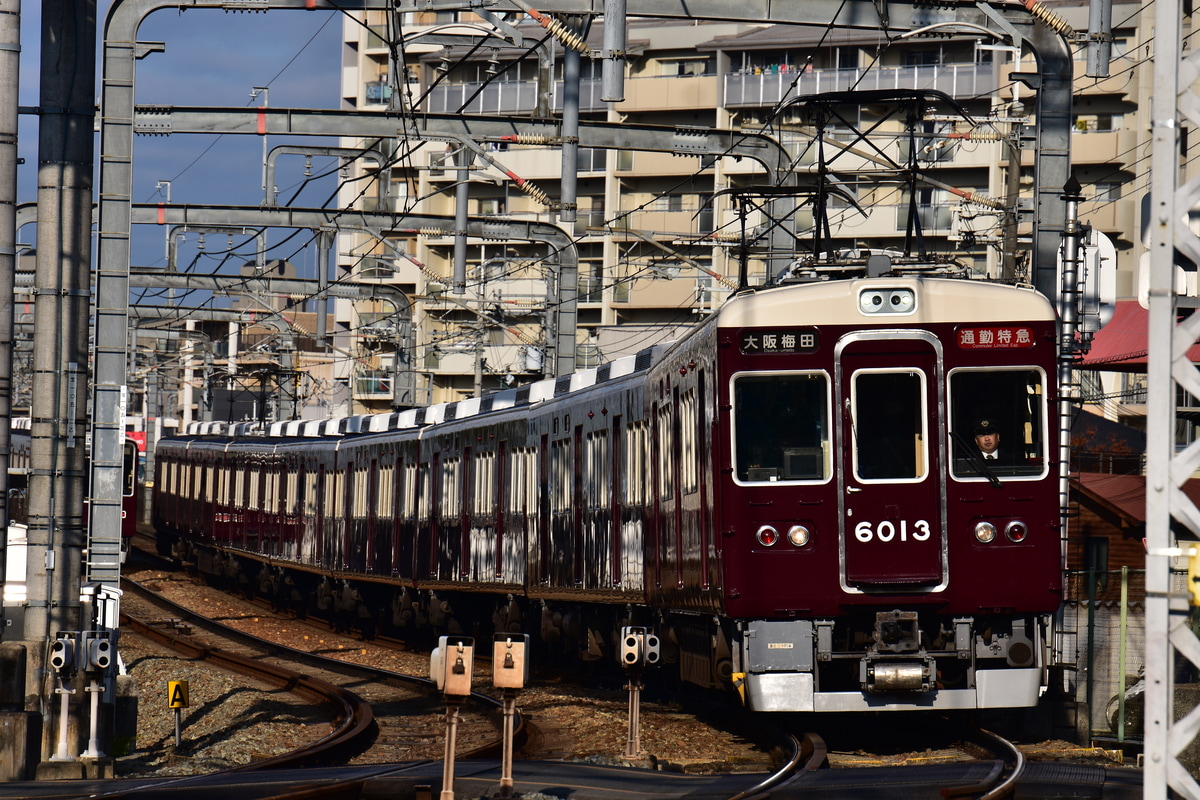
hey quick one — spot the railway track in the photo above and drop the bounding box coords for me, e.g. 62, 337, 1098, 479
102, 547, 1136, 799
120, 578, 508, 769
123, 540, 782, 772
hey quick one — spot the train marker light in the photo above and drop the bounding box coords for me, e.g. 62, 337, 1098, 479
787, 525, 811, 547
756, 525, 779, 546
974, 521, 997, 543
1005, 521, 1028, 543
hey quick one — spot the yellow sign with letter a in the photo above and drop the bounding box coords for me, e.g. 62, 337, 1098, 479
167, 680, 190, 709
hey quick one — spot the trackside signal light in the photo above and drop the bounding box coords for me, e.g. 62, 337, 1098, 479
622, 633, 641, 665
50, 636, 75, 672
756, 525, 779, 546
644, 634, 660, 665
82, 633, 112, 671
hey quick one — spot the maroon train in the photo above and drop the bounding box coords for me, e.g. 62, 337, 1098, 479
153, 269, 1063, 712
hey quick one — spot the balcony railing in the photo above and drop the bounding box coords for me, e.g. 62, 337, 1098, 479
423, 78, 613, 115
724, 64, 998, 107
418, 63, 996, 116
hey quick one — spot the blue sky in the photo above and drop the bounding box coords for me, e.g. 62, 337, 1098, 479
17, 3, 344, 279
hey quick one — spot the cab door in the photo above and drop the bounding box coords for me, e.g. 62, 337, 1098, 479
836, 332, 947, 591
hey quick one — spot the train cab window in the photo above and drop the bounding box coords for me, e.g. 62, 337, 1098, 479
122, 442, 138, 497
949, 368, 1046, 479
733, 372, 830, 483
851, 370, 927, 481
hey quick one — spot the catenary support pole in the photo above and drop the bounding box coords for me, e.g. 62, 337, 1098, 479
28, 0, 96, 774
0, 0, 19, 645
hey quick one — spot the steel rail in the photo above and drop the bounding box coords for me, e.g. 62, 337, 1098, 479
940, 723, 1026, 800
119, 577, 514, 759
119, 610, 375, 772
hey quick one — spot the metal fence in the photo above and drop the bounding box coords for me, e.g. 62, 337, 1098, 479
1060, 568, 1198, 746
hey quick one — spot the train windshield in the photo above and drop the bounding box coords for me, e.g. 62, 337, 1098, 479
948, 368, 1046, 478
850, 369, 928, 481
733, 372, 830, 483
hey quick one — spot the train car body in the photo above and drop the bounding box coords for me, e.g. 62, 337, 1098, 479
8, 427, 140, 543
154, 273, 1062, 713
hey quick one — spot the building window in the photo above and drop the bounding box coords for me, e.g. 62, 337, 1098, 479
658, 58, 711, 77
654, 194, 684, 212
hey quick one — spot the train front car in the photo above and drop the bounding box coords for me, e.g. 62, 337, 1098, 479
716, 276, 1060, 712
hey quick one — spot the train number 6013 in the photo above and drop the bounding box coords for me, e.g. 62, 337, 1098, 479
854, 519, 932, 543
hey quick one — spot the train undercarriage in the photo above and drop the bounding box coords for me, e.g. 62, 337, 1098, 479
726, 611, 1047, 713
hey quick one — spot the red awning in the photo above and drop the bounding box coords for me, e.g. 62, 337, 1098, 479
1079, 299, 1200, 373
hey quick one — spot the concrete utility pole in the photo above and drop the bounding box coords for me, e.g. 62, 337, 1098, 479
25, 0, 98, 779
0, 0, 19, 644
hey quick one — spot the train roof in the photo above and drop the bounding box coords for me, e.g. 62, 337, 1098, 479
182, 340, 673, 440
718, 276, 1056, 328
176, 276, 1049, 444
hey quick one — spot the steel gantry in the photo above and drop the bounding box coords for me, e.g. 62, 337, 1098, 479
1145, 0, 1200, 796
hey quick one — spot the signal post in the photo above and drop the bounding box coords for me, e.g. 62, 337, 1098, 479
619, 626, 660, 764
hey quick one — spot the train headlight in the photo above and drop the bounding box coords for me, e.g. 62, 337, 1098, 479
1005, 521, 1028, 543
859, 291, 885, 312
858, 288, 916, 315
756, 525, 779, 547
889, 290, 915, 310
974, 521, 997, 543
787, 525, 811, 547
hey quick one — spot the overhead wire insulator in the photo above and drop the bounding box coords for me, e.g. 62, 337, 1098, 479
499, 169, 553, 208
522, 6, 592, 55
1022, 0, 1074, 38
945, 131, 1005, 143
518, 182, 553, 208
950, 188, 1006, 211
498, 134, 554, 146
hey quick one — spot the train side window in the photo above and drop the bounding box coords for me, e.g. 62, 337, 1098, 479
550, 438, 570, 514
416, 462, 430, 522
234, 466, 246, 509
587, 430, 610, 509
733, 372, 831, 483
657, 404, 674, 501
948, 367, 1046, 479
443, 457, 461, 517
680, 389, 698, 494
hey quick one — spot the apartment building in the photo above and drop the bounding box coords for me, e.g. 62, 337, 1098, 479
335, 2, 1145, 412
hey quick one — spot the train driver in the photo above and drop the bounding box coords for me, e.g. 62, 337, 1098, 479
973, 418, 1003, 462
